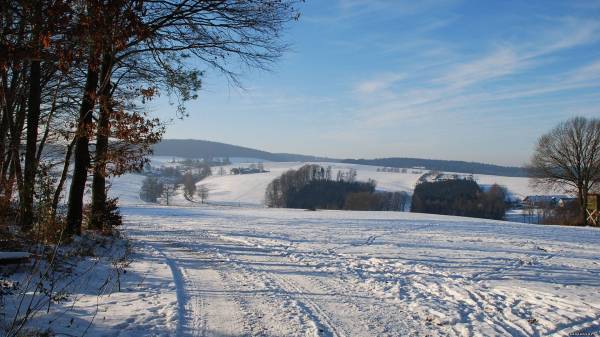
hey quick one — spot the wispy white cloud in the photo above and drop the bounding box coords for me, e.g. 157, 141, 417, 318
337, 0, 457, 16
305, 0, 459, 25
435, 48, 521, 88
567, 59, 600, 82
349, 15, 600, 129
354, 73, 405, 95
530, 17, 600, 56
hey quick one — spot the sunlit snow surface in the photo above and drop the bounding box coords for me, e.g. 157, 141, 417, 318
119, 205, 600, 337
28, 161, 592, 337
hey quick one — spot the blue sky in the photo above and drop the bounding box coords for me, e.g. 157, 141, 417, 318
154, 0, 600, 166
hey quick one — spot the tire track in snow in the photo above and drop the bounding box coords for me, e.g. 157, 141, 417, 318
174, 234, 308, 337
180, 268, 208, 337
218, 248, 321, 336
148, 239, 245, 337
305, 272, 422, 336
220, 234, 419, 336
215, 266, 277, 337
146, 242, 192, 337
215, 235, 348, 337
270, 273, 347, 337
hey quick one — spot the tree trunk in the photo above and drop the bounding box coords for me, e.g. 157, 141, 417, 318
66, 59, 99, 236
582, 188, 589, 226
4, 90, 27, 202
0, 104, 10, 199
52, 137, 76, 217
0, 64, 23, 192
90, 53, 113, 230
577, 184, 587, 226
36, 77, 61, 163
20, 59, 41, 230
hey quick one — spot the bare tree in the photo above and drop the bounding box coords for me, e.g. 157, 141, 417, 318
161, 183, 177, 206
528, 117, 600, 225
197, 185, 209, 204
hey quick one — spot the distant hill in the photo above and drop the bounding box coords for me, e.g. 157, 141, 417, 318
152, 139, 336, 162
342, 158, 527, 177
153, 139, 528, 177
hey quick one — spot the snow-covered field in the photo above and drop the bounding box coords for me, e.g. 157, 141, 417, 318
6, 160, 596, 337
106, 163, 598, 336
118, 205, 600, 337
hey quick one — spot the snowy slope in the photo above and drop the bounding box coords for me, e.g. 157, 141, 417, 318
185, 161, 537, 206
198, 162, 304, 205
119, 205, 600, 337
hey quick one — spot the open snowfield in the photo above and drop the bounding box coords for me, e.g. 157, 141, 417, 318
103, 164, 599, 336
116, 204, 600, 337
6, 161, 593, 336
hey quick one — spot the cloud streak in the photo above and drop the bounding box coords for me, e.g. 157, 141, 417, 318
351, 15, 600, 129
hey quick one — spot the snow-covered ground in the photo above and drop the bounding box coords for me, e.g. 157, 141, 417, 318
7, 160, 593, 336
1, 234, 178, 337
105, 164, 597, 336
118, 205, 600, 337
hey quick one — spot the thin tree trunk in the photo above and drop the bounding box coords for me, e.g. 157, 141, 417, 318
20, 59, 41, 230
0, 104, 10, 199
581, 188, 588, 226
66, 59, 99, 236
36, 77, 61, 163
0, 41, 13, 193
52, 137, 76, 217
5, 90, 27, 201
0, 77, 21, 202
90, 53, 113, 230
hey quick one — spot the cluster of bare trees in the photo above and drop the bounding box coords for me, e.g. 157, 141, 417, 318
344, 191, 409, 211
529, 117, 600, 226
0, 0, 300, 237
411, 180, 508, 220
265, 164, 409, 211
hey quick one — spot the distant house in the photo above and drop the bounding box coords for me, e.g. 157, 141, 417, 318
230, 167, 268, 175
557, 197, 578, 208
433, 173, 474, 182
522, 195, 569, 208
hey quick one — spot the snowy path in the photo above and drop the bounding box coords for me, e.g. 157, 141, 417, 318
136, 226, 414, 336
123, 205, 600, 337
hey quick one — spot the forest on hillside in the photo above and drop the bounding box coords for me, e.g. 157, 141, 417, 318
343, 158, 527, 177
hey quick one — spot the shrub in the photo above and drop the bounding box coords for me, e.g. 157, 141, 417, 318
83, 197, 122, 234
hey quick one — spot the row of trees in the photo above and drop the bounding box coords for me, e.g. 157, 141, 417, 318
139, 174, 209, 205
266, 165, 354, 208
344, 191, 410, 211
0, 1, 300, 236
265, 164, 409, 211
411, 180, 508, 220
